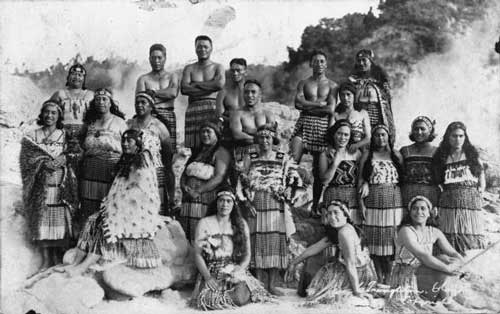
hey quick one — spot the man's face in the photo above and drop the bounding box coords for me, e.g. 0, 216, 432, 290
310, 54, 327, 74
67, 70, 84, 88
195, 40, 212, 60
149, 50, 166, 72
243, 83, 261, 107
230, 63, 247, 83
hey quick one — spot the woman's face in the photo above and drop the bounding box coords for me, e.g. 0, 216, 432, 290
217, 195, 234, 217
122, 137, 139, 154
67, 70, 84, 89
42, 105, 60, 127
326, 205, 348, 228
257, 133, 273, 151
410, 200, 430, 225
373, 128, 389, 148
135, 97, 153, 117
94, 95, 111, 115
448, 128, 466, 150
339, 89, 355, 108
334, 126, 351, 149
412, 121, 431, 143
200, 127, 218, 146
357, 56, 371, 72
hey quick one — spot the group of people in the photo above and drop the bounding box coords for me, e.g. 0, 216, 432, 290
20, 34, 488, 311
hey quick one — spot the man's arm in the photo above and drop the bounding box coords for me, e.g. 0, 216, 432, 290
190, 63, 225, 92
181, 64, 207, 96
230, 111, 254, 142
295, 79, 326, 111
215, 88, 227, 118
135, 75, 147, 95
154, 72, 180, 101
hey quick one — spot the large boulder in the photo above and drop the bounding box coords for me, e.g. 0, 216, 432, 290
3, 273, 104, 314
101, 218, 196, 298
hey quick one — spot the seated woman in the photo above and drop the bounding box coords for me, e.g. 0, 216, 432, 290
387, 195, 464, 311
287, 200, 376, 305
191, 189, 271, 310
58, 129, 163, 276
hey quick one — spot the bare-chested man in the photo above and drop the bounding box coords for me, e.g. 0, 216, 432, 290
230, 79, 276, 164
136, 43, 179, 151
181, 35, 225, 150
290, 50, 338, 216
215, 58, 247, 119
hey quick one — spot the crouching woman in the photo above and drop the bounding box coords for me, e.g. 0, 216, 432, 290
287, 200, 376, 305
191, 189, 272, 310
58, 129, 163, 276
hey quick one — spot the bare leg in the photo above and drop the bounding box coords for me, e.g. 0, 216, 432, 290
40, 247, 51, 270
371, 255, 384, 284
268, 268, 284, 296
311, 152, 323, 217
382, 256, 393, 285
53, 248, 87, 272
63, 253, 100, 277
290, 136, 304, 163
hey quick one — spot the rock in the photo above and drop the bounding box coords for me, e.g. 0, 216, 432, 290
2, 290, 54, 314
101, 218, 196, 298
0, 182, 43, 294
22, 272, 104, 314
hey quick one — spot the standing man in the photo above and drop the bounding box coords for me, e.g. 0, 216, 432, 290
181, 35, 225, 150
229, 79, 276, 164
215, 58, 247, 120
290, 50, 337, 217
136, 44, 178, 213
136, 43, 179, 151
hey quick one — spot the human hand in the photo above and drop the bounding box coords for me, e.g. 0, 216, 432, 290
348, 143, 360, 154
358, 182, 369, 199
284, 263, 297, 282
205, 277, 218, 291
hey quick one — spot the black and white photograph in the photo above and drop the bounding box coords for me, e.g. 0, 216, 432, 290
1, 0, 499, 313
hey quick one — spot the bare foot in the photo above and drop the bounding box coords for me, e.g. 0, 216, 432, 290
268, 286, 284, 296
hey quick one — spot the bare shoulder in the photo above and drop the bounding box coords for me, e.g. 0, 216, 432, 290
183, 62, 196, 72
328, 79, 339, 89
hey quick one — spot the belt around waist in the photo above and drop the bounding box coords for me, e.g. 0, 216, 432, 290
154, 106, 174, 111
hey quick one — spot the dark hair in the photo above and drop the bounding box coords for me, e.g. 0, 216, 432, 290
408, 117, 437, 142
65, 64, 87, 89
37, 101, 64, 129
243, 79, 262, 90
83, 88, 126, 124
335, 82, 357, 114
398, 197, 439, 230
324, 200, 367, 250
149, 43, 166, 56
230, 58, 247, 68
325, 119, 352, 147
362, 126, 403, 182
195, 35, 212, 46
310, 50, 327, 63
352, 50, 389, 85
432, 121, 482, 184
206, 189, 248, 263
115, 129, 149, 179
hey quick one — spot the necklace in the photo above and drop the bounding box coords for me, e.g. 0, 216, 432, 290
94, 116, 114, 138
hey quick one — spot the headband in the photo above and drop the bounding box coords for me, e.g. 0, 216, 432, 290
412, 116, 435, 131
94, 88, 113, 99
42, 101, 63, 116
356, 49, 374, 60
256, 129, 276, 138
372, 124, 389, 134
448, 121, 466, 131
326, 200, 350, 216
122, 130, 143, 143
407, 195, 433, 213
217, 190, 235, 201
69, 65, 86, 75
136, 92, 155, 105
